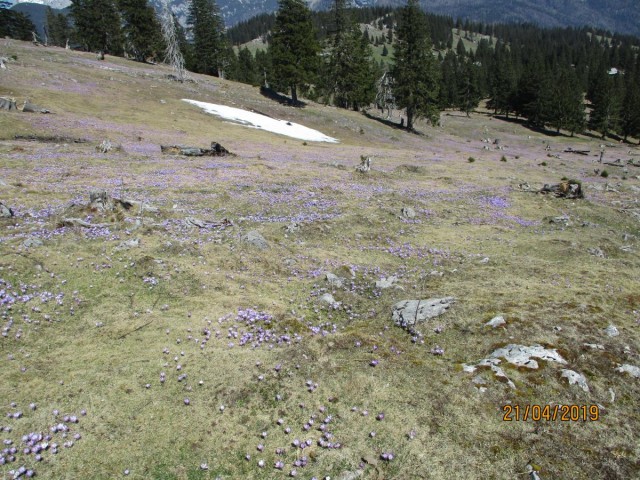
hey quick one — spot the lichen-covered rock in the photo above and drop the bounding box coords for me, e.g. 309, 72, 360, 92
615, 364, 640, 378
488, 344, 567, 369
375, 276, 399, 289
485, 315, 506, 328
401, 207, 416, 219
392, 297, 454, 332
0, 201, 14, 218
242, 230, 269, 249
604, 325, 619, 337
325, 272, 344, 288
23, 237, 43, 248
561, 369, 590, 392
321, 293, 337, 305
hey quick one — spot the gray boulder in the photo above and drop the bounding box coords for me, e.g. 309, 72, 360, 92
604, 325, 619, 337
321, 293, 338, 305
561, 369, 590, 392
485, 315, 506, 328
615, 364, 640, 378
243, 230, 269, 249
401, 207, 416, 219
392, 297, 454, 331
23, 237, 43, 248
325, 272, 344, 288
375, 276, 398, 289
0, 201, 14, 218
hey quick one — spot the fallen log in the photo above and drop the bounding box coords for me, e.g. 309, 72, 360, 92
184, 216, 232, 228
160, 141, 233, 157
58, 218, 112, 228
14, 134, 88, 143
564, 147, 590, 155
21, 101, 50, 114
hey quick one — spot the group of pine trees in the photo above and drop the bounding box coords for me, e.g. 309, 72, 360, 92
0, 0, 35, 40
2, 0, 639, 141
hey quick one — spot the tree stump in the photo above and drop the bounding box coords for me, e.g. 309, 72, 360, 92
356, 155, 372, 173
0, 97, 17, 111
539, 181, 583, 199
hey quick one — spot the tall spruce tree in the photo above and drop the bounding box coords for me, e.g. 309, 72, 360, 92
458, 58, 481, 117
269, 0, 319, 103
589, 70, 622, 139
70, 0, 123, 54
620, 59, 640, 143
45, 7, 72, 47
118, 0, 163, 62
187, 0, 227, 76
325, 0, 376, 110
546, 67, 585, 136
487, 46, 516, 117
235, 47, 259, 85
391, 0, 440, 130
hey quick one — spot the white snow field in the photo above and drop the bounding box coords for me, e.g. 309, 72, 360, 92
182, 99, 339, 143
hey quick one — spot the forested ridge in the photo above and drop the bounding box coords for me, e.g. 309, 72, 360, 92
1, 0, 639, 141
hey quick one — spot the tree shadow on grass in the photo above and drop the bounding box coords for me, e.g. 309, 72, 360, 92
362, 110, 408, 132
259, 87, 306, 107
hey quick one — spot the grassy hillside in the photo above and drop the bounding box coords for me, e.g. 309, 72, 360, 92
1, 41, 639, 479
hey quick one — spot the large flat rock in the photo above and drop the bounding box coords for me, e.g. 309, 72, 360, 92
392, 297, 454, 332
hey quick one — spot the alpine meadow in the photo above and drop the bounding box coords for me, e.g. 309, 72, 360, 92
1, 0, 640, 479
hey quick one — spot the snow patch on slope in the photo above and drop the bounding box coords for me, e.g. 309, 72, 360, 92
183, 99, 339, 143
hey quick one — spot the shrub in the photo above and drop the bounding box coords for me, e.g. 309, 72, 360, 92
600, 170, 608, 178
468, 157, 475, 163
500, 155, 507, 162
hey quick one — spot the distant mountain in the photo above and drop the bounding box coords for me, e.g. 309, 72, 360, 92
8, 0, 640, 36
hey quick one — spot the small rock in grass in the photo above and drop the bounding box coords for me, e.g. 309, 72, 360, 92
561, 369, 590, 392
23, 238, 43, 248
321, 293, 337, 305
325, 272, 343, 288
375, 276, 398, 289
400, 207, 416, 219
485, 315, 506, 328
242, 230, 269, 249
604, 325, 619, 337
615, 364, 640, 378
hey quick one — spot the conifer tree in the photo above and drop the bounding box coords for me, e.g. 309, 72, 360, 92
0, 1, 34, 41
269, 0, 319, 103
546, 67, 585, 135
458, 58, 481, 117
589, 70, 622, 139
45, 7, 72, 47
235, 47, 259, 85
118, 0, 163, 62
255, 49, 272, 87
487, 47, 516, 117
438, 50, 459, 109
322, 0, 376, 110
71, 0, 123, 54
391, 0, 440, 130
620, 60, 640, 143
187, 0, 227, 76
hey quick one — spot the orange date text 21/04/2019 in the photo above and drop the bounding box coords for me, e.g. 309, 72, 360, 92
502, 404, 600, 422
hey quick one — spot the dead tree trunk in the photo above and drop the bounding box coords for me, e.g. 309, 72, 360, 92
160, 0, 187, 82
